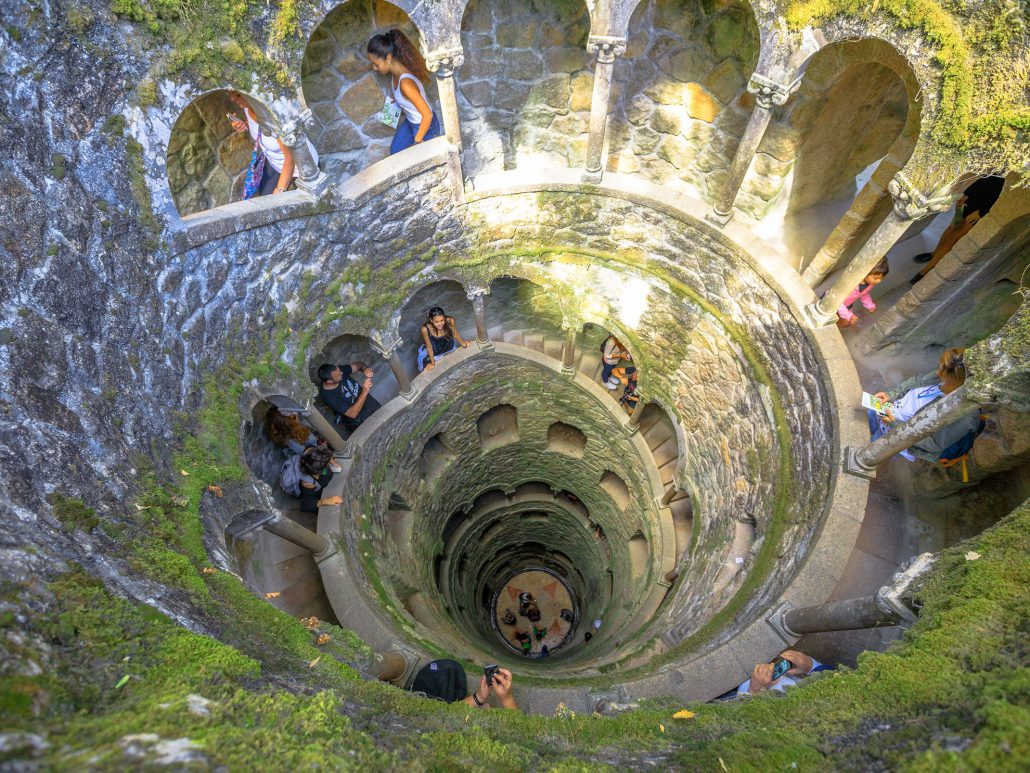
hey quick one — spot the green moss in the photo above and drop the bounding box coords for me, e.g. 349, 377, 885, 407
125, 137, 160, 248
47, 493, 99, 532
787, 0, 1029, 171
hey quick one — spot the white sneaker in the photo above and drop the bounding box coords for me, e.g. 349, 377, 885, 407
606, 377, 620, 389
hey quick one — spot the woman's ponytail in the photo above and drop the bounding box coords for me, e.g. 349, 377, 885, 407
367, 29, 429, 83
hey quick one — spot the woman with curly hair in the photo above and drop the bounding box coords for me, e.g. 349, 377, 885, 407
265, 406, 341, 471
367, 29, 441, 154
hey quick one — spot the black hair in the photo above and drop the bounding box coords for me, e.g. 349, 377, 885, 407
300, 445, 333, 476
317, 363, 338, 382
366, 29, 429, 82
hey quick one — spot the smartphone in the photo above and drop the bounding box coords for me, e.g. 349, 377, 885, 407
226, 112, 238, 123
484, 663, 499, 687
771, 657, 793, 680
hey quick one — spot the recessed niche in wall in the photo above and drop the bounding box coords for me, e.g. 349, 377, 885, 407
521, 511, 549, 523
599, 470, 631, 510
419, 433, 456, 481
628, 531, 649, 580
547, 421, 587, 458
477, 404, 519, 453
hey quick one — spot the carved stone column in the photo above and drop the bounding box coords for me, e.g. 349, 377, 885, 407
626, 396, 645, 434
768, 554, 934, 638
561, 327, 577, 375
706, 74, 797, 227
263, 513, 330, 555
280, 110, 331, 196
426, 48, 465, 149
370, 332, 414, 400
805, 174, 956, 325
300, 404, 346, 452
468, 287, 492, 350
583, 35, 626, 183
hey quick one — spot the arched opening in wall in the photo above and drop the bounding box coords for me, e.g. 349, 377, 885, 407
302, 1, 435, 179
420, 433, 457, 482
606, 0, 759, 197
398, 280, 475, 374
225, 511, 339, 625
484, 276, 566, 349
768, 41, 919, 260
457, 0, 593, 176
637, 401, 692, 554
546, 421, 587, 458
310, 333, 394, 422
167, 90, 276, 217
599, 470, 631, 510
878, 177, 1026, 355
243, 397, 323, 518
477, 404, 519, 452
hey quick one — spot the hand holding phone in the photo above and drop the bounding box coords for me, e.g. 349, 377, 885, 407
771, 657, 793, 680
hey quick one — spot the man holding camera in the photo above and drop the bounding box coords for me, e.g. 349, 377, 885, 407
736, 649, 831, 696
407, 659, 518, 710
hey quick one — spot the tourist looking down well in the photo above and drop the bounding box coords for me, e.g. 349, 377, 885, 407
317, 362, 381, 433
417, 306, 469, 371
227, 92, 317, 199
367, 30, 441, 154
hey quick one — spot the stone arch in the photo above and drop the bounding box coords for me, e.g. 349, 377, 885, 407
301, 0, 437, 180
483, 275, 567, 338
398, 279, 476, 371
477, 403, 520, 452
456, 0, 594, 176
167, 89, 277, 217
242, 396, 319, 512
785, 41, 918, 214
605, 0, 760, 196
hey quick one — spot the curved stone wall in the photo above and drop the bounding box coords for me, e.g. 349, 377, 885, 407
607, 0, 759, 198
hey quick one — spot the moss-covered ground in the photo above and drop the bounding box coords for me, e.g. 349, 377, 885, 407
4, 491, 1028, 769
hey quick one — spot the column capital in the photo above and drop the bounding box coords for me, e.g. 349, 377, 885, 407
369, 331, 404, 359
426, 47, 465, 77
587, 35, 627, 64
747, 72, 799, 110
887, 173, 958, 220
278, 109, 314, 147
466, 285, 490, 301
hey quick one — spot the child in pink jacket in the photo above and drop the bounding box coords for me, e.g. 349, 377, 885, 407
837, 257, 889, 328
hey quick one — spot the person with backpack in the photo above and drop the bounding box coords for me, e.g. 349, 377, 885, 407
280, 446, 341, 513
867, 348, 984, 474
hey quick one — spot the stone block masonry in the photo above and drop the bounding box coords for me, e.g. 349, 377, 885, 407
606, 0, 758, 202
301, 1, 438, 182
457, 0, 593, 176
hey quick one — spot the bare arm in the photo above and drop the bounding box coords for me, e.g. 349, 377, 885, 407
420, 325, 436, 368
449, 317, 468, 347
274, 138, 294, 193
343, 375, 373, 418
399, 78, 433, 143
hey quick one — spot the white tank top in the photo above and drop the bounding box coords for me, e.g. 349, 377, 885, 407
245, 113, 318, 175
392, 73, 431, 124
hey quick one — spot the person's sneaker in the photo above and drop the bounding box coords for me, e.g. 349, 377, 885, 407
606, 377, 620, 389
912, 252, 933, 263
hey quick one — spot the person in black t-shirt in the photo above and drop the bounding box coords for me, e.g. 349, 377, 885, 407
910, 175, 1005, 284
317, 362, 381, 432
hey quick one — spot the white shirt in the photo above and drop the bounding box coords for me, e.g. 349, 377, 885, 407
392, 73, 431, 124
889, 385, 943, 461
244, 113, 318, 175
736, 657, 824, 696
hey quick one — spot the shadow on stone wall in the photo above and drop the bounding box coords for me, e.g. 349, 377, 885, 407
786, 61, 908, 213
302, 0, 436, 180
457, 0, 593, 176
167, 90, 259, 216
606, 0, 758, 200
